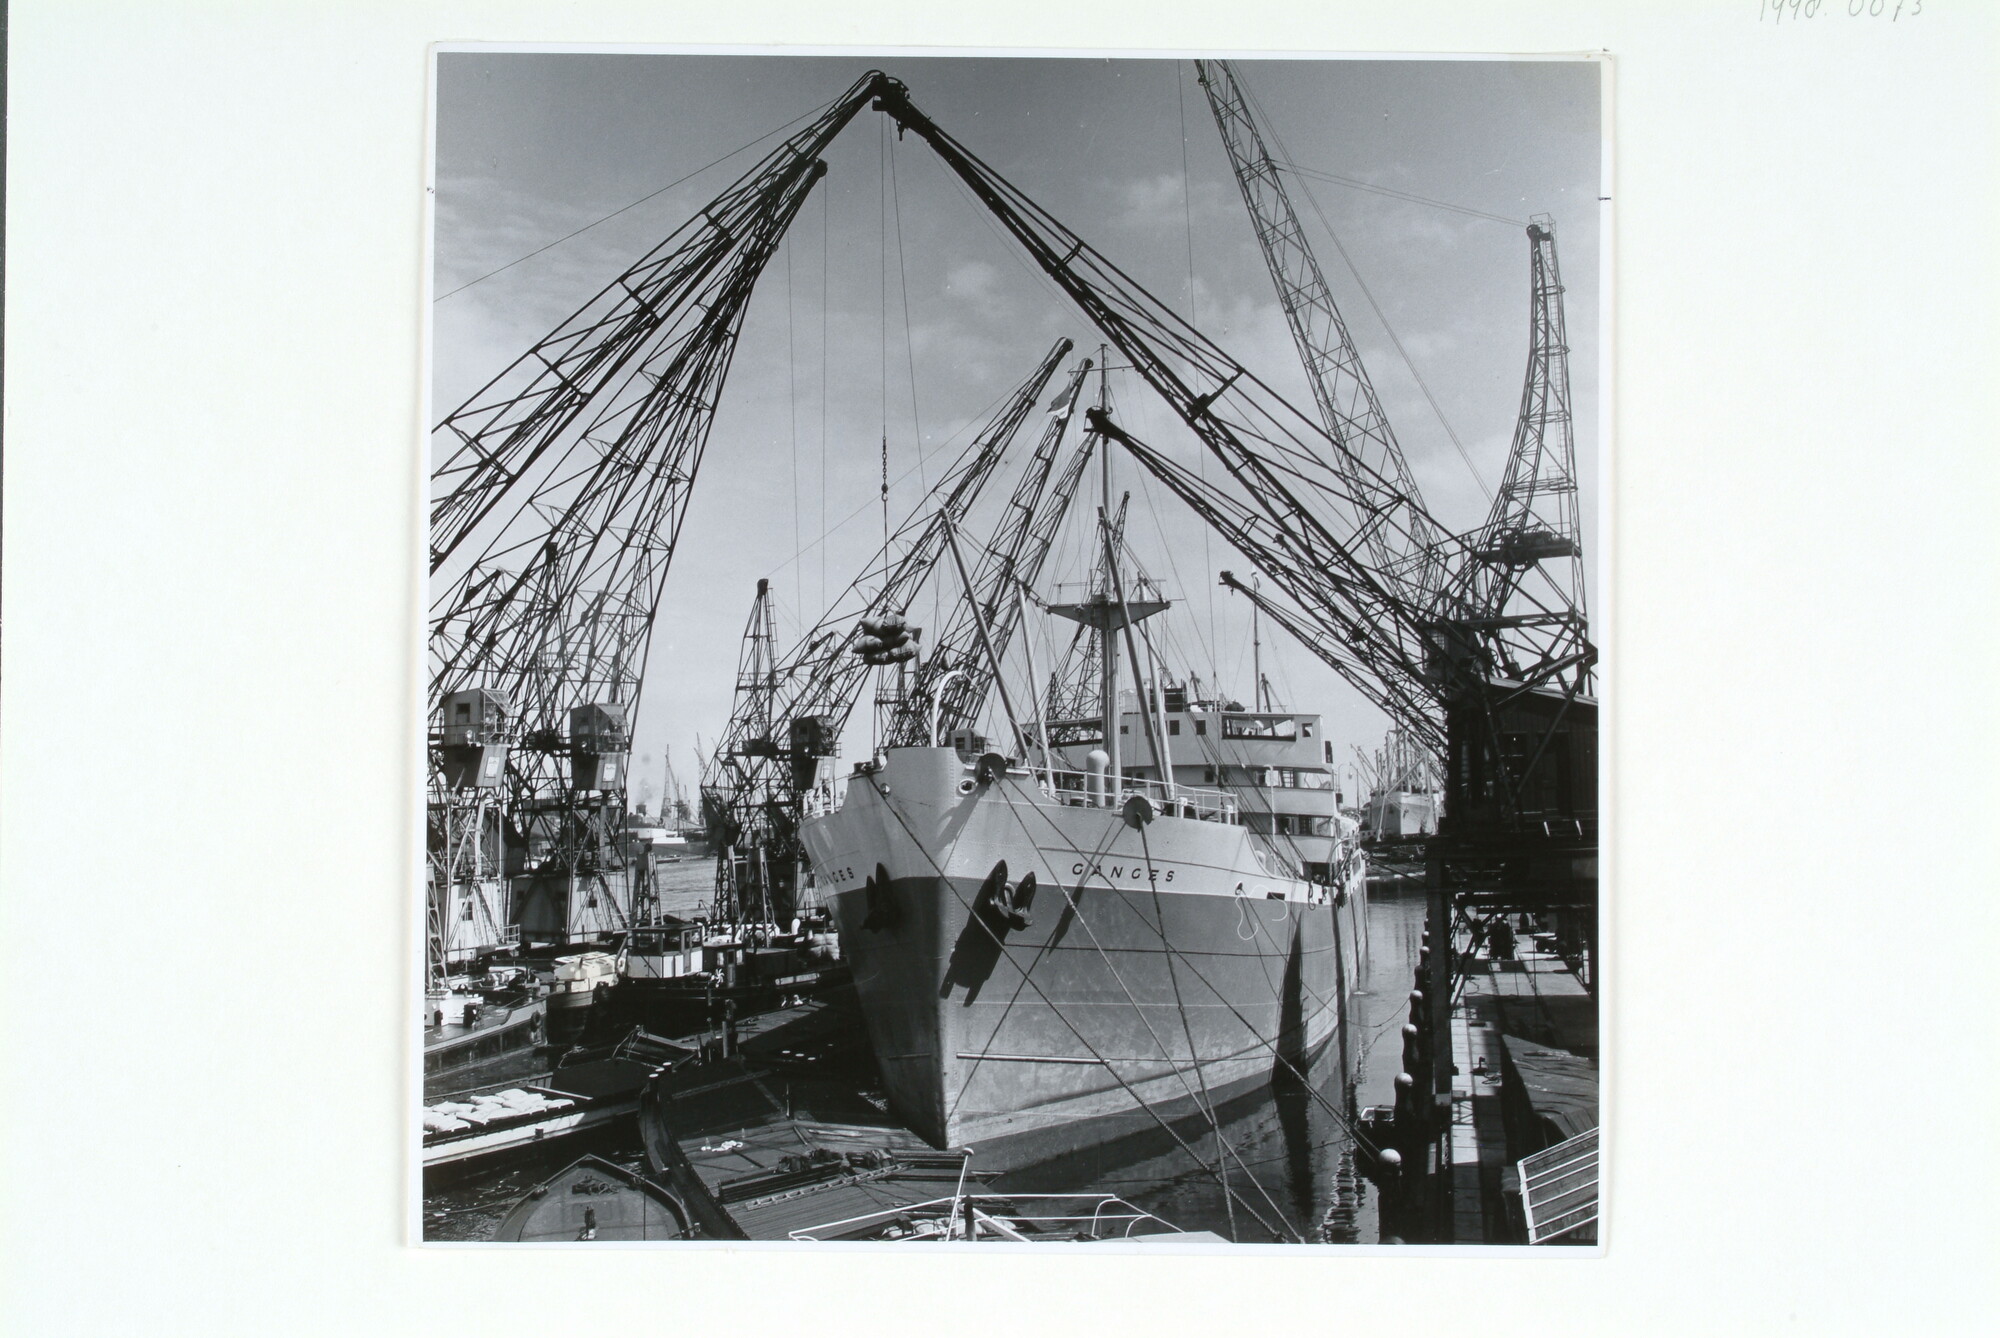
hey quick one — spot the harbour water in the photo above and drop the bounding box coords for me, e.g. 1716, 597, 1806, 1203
992, 891, 1422, 1243
654, 856, 725, 919
423, 861, 1424, 1245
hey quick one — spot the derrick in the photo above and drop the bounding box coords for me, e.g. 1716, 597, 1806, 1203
1042, 491, 1130, 746
1195, 59, 1449, 611
869, 77, 1454, 744
884, 355, 1095, 748
427, 74, 893, 981
696, 339, 1075, 925
1450, 218, 1591, 686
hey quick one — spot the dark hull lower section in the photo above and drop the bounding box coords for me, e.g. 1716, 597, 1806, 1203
606, 968, 852, 1041
832, 874, 1354, 1170
544, 991, 604, 1049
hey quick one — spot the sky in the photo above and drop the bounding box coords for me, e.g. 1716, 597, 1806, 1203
430, 52, 1602, 810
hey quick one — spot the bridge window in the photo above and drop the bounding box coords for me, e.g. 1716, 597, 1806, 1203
1221, 715, 1299, 741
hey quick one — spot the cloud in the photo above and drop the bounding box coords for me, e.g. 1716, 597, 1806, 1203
1103, 171, 1240, 236
1398, 329, 1458, 363
1114, 172, 1189, 225
943, 260, 998, 302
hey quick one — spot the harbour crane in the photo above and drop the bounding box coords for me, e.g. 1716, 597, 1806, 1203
698, 338, 1075, 924
429, 64, 1591, 1021
423, 69, 1592, 1236
1449, 217, 1590, 675
884, 357, 1096, 749
702, 577, 784, 923
1196, 58, 1593, 734
1180, 66, 1594, 1234
1194, 59, 1449, 613
426, 72, 899, 982
864, 75, 1593, 840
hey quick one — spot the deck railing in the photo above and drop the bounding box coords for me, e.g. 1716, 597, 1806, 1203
802, 760, 1239, 826
786, 1192, 1181, 1242
1031, 765, 1239, 824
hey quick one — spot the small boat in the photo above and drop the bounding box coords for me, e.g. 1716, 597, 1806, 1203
1361, 787, 1438, 840
423, 965, 549, 1081
785, 1190, 1227, 1243
422, 1029, 693, 1170
544, 950, 619, 1047
492, 1155, 692, 1241
612, 913, 847, 1038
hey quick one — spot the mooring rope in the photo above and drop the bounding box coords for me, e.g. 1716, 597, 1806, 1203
864, 777, 1297, 1241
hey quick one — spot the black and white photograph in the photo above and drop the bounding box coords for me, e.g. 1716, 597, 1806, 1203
421, 51, 1602, 1246
7, 1, 1997, 1331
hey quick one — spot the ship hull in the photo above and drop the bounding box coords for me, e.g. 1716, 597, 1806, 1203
801, 749, 1366, 1170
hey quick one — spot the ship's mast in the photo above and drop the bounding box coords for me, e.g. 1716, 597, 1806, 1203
1096, 353, 1119, 785
1251, 573, 1264, 712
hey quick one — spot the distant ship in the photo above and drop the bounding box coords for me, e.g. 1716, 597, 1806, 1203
1353, 727, 1442, 842
799, 575, 1367, 1167
1360, 788, 1437, 840
624, 818, 709, 866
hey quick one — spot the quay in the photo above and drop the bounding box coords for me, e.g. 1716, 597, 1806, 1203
419, 59, 1600, 1246
1376, 888, 1600, 1245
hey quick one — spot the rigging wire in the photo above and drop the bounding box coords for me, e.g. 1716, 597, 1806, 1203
879, 114, 890, 531
1175, 65, 1223, 691
1108, 522, 1324, 890
787, 239, 802, 634
875, 116, 889, 762
888, 138, 927, 494
1025, 519, 1373, 1164
996, 775, 1374, 1189
433, 91, 841, 302
867, 781, 1297, 1240
756, 377, 1020, 585
1123, 381, 1220, 683
1176, 65, 1200, 329
1279, 161, 1529, 229
820, 187, 830, 615
887, 136, 941, 645
922, 144, 1078, 315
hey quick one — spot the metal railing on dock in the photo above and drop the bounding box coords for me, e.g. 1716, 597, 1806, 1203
1520, 1127, 1599, 1245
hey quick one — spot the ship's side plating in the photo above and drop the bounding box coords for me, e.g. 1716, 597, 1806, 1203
801, 747, 1366, 1165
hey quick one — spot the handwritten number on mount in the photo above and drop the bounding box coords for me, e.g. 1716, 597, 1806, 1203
1761, 0, 1921, 19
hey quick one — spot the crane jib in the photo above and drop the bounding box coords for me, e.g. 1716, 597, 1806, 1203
431, 68, 1593, 852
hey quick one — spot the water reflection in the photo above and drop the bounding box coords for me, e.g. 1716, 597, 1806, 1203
988, 892, 1426, 1244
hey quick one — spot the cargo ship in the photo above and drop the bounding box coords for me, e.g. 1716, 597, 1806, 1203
799, 560, 1367, 1168
1050, 682, 1368, 894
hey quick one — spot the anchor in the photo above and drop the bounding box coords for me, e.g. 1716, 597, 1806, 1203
973, 860, 1036, 933
861, 862, 901, 932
